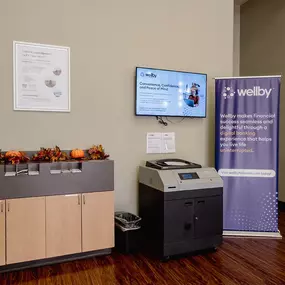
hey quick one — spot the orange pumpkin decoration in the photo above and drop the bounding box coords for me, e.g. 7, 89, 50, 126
4, 150, 30, 164
5, 150, 21, 158
70, 149, 85, 159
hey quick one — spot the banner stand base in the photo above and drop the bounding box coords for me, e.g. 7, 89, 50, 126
223, 230, 282, 239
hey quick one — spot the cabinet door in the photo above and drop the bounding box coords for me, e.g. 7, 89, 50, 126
46, 194, 82, 258
194, 195, 223, 238
164, 199, 194, 244
6, 197, 45, 264
82, 191, 114, 252
0, 200, 5, 266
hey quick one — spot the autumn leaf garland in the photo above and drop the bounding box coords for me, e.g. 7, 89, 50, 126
0, 145, 109, 164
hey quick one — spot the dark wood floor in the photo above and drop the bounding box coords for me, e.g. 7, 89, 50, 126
1, 213, 285, 285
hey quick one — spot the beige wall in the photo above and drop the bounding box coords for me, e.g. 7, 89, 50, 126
240, 0, 285, 201
0, 0, 234, 213
234, 4, 241, 76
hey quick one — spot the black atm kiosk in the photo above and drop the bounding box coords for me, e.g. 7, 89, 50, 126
138, 159, 223, 260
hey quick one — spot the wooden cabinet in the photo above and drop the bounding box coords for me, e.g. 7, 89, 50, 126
0, 200, 5, 266
82, 191, 114, 252
1, 190, 114, 266
46, 194, 82, 258
6, 197, 46, 264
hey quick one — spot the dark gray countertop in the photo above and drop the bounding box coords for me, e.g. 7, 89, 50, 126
0, 160, 114, 199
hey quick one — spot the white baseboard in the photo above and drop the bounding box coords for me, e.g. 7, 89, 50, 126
223, 230, 282, 238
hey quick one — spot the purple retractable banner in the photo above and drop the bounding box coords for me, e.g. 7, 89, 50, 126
215, 76, 281, 232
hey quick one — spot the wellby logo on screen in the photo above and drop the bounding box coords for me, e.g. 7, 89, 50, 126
145, 72, 157, 78
222, 86, 272, 99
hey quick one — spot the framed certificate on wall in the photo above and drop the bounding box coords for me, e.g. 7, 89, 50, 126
13, 41, 70, 112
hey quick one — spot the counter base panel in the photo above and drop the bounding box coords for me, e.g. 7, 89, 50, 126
0, 248, 112, 273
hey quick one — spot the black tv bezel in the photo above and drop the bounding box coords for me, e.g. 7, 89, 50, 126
135, 66, 208, 118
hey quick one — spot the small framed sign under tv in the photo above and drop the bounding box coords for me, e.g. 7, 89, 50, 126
135, 67, 207, 118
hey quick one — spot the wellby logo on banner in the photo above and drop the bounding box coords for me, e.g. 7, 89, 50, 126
222, 86, 235, 99
222, 86, 273, 100
215, 76, 282, 238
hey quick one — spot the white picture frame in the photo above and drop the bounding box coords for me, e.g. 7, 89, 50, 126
13, 41, 70, 112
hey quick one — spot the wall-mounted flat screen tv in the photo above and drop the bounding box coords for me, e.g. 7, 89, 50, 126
135, 67, 207, 118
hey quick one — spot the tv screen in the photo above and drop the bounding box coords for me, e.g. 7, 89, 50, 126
135, 67, 207, 118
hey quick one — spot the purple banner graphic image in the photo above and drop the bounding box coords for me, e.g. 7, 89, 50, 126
215, 76, 281, 232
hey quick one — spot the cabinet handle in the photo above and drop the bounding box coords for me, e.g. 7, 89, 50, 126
78, 195, 81, 205
83, 195, 86, 205
7, 202, 10, 212
0, 202, 3, 213
184, 223, 192, 230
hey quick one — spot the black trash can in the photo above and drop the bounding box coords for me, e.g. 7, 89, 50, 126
115, 211, 141, 254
